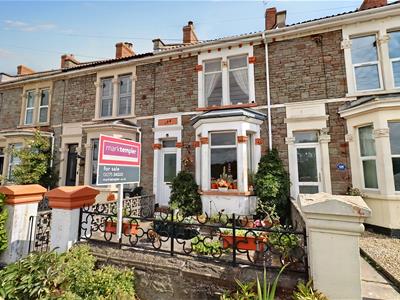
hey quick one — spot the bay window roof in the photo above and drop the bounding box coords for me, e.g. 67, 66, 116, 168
191, 108, 266, 125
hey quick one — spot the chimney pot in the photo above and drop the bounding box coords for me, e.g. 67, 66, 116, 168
183, 21, 198, 44
265, 7, 277, 30
115, 42, 135, 59
17, 65, 35, 76
359, 0, 387, 10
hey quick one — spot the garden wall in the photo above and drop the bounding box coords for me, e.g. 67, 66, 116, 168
89, 243, 305, 300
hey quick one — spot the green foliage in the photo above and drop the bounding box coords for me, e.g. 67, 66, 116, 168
169, 171, 202, 217
268, 227, 300, 258
191, 236, 225, 255
254, 149, 290, 220
256, 265, 286, 300
0, 245, 135, 300
10, 130, 57, 188
220, 265, 287, 300
292, 280, 328, 300
0, 193, 8, 254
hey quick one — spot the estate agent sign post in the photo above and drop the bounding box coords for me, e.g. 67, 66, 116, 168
97, 134, 141, 242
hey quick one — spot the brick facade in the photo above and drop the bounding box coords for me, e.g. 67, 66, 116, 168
0, 88, 22, 131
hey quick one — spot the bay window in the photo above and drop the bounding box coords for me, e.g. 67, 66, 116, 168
204, 59, 223, 106
91, 139, 99, 185
389, 122, 400, 191
100, 78, 113, 117
24, 90, 35, 125
389, 31, 400, 88
228, 55, 249, 104
118, 74, 132, 116
351, 35, 381, 91
210, 132, 237, 188
358, 125, 378, 189
39, 89, 49, 123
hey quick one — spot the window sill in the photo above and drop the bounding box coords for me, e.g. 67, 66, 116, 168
17, 123, 50, 129
196, 103, 257, 111
346, 88, 400, 98
200, 190, 254, 196
92, 115, 136, 122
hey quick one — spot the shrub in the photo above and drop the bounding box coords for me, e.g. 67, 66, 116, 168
169, 171, 202, 217
0, 193, 7, 254
292, 280, 328, 300
254, 149, 290, 221
0, 245, 135, 300
10, 130, 57, 188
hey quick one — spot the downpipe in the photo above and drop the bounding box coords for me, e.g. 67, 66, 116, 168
262, 31, 273, 151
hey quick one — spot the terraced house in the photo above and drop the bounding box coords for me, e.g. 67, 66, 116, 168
0, 0, 399, 236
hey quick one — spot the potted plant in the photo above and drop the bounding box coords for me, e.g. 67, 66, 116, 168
217, 178, 230, 192
211, 179, 218, 190
105, 208, 139, 235
220, 229, 267, 252
268, 225, 300, 264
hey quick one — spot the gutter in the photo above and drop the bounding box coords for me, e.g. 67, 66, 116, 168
0, 3, 399, 90
262, 32, 273, 151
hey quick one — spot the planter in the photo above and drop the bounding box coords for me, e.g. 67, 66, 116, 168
221, 234, 265, 251
105, 221, 139, 235
211, 183, 218, 189
218, 187, 228, 192
153, 220, 199, 240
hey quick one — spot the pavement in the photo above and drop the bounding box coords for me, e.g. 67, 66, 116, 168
361, 257, 400, 300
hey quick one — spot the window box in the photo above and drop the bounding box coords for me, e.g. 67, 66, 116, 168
220, 233, 266, 252
105, 220, 139, 235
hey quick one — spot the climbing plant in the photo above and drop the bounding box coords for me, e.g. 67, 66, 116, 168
0, 193, 7, 254
254, 149, 290, 221
10, 130, 57, 188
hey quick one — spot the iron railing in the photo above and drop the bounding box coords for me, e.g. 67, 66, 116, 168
28, 210, 52, 253
79, 196, 308, 275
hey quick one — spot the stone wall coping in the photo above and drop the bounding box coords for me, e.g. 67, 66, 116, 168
298, 192, 371, 219
0, 184, 47, 205
46, 185, 100, 210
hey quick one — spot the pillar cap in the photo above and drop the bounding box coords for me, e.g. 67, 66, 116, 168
0, 184, 47, 205
46, 185, 100, 210
298, 192, 371, 219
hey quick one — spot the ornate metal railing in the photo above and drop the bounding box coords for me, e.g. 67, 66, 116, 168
79, 197, 307, 274
28, 210, 52, 253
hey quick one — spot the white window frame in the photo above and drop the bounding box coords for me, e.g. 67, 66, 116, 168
357, 124, 379, 191
351, 34, 383, 92
24, 90, 35, 125
388, 121, 400, 192
388, 30, 400, 89
100, 77, 113, 118
7, 143, 22, 180
209, 131, 238, 189
228, 55, 250, 105
198, 45, 255, 108
117, 74, 132, 116
203, 59, 223, 107
38, 88, 49, 124
90, 138, 99, 186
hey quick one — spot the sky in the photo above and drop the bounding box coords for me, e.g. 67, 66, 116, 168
0, 0, 378, 75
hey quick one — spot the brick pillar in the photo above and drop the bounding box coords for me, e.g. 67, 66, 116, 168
0, 184, 47, 264
298, 193, 371, 300
46, 186, 99, 253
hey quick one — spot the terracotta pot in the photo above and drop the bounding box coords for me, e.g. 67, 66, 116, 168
221, 234, 265, 251
211, 183, 218, 189
105, 221, 139, 235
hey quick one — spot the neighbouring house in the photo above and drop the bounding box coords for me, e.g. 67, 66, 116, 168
0, 0, 399, 236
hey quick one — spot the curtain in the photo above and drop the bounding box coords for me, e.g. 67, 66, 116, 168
205, 73, 221, 100
232, 69, 249, 96
359, 126, 376, 157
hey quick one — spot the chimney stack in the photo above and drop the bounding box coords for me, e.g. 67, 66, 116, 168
359, 0, 387, 10
17, 65, 35, 76
183, 21, 198, 44
61, 54, 80, 69
115, 42, 135, 59
265, 7, 277, 30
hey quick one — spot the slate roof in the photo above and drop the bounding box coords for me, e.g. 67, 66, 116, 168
339, 92, 400, 112
191, 107, 267, 125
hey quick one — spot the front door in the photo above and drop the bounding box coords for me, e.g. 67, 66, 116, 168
65, 144, 78, 186
158, 140, 177, 206
295, 143, 322, 195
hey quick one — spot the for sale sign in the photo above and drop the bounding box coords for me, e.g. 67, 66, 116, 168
96, 135, 141, 185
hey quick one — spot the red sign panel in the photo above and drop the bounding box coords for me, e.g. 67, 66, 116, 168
99, 135, 141, 167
